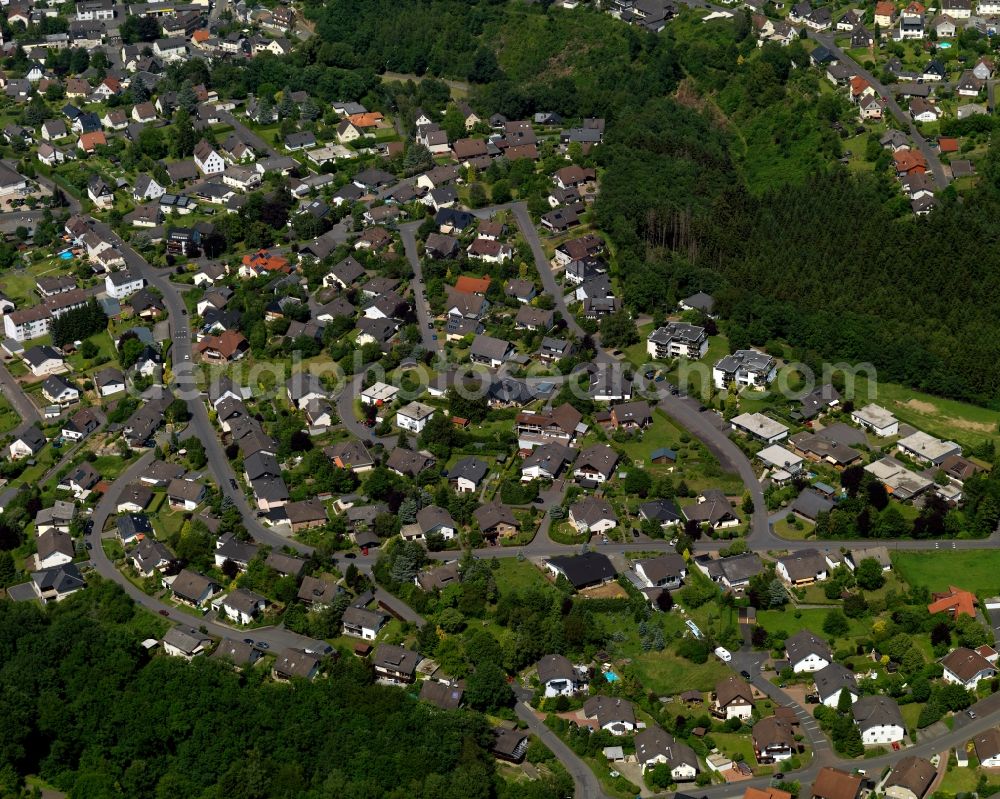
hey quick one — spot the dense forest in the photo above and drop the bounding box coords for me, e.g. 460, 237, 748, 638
0, 581, 567, 799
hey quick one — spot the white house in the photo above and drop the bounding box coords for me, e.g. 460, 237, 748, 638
852, 695, 905, 745
105, 270, 145, 300
940, 647, 997, 689
731, 412, 789, 444
634, 726, 699, 780
814, 663, 860, 708
713, 349, 776, 390
36, 529, 74, 569
973, 729, 1000, 768
713, 675, 755, 721
193, 140, 225, 176
537, 654, 582, 697
219, 588, 267, 625
785, 630, 832, 673
851, 403, 898, 436
341, 605, 389, 640
396, 401, 435, 433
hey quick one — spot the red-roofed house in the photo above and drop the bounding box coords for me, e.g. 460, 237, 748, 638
194, 330, 249, 361
937, 137, 959, 153
239, 250, 291, 278
454, 275, 492, 295
78, 132, 107, 153
928, 586, 977, 619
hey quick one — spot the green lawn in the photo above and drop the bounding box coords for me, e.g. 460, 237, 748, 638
850, 375, 1000, 451
757, 607, 868, 641
631, 649, 732, 693
773, 517, 815, 541
671, 335, 730, 400
892, 550, 1000, 594
0, 396, 19, 434
938, 762, 982, 794
67, 330, 118, 374
493, 558, 554, 595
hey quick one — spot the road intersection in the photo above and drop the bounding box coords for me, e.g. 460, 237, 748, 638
15, 183, 997, 799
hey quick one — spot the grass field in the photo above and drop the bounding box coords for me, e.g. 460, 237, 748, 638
773, 517, 815, 540
938, 762, 982, 794
631, 648, 732, 693
892, 550, 1000, 594
757, 607, 868, 640
850, 375, 1000, 450
493, 559, 554, 595
0, 396, 19, 434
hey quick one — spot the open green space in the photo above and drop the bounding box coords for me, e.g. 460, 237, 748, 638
892, 550, 1000, 595
850, 375, 1000, 451
0, 396, 19, 434
756, 607, 868, 640
492, 558, 553, 594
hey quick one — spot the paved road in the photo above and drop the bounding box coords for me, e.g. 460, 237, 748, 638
87, 451, 329, 653
807, 31, 948, 187
399, 221, 445, 357
510, 202, 587, 343
216, 110, 279, 158
514, 701, 614, 799
0, 360, 41, 433
83, 216, 312, 556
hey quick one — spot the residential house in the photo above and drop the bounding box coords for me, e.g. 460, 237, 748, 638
341, 605, 389, 640
851, 403, 898, 436
713, 675, 755, 721
583, 695, 636, 736
537, 653, 582, 697
814, 663, 860, 707
752, 716, 796, 763
272, 649, 321, 681
169, 568, 219, 606
776, 549, 829, 586
546, 551, 617, 589
633, 726, 699, 780
372, 643, 421, 685
885, 756, 937, 799
162, 626, 212, 660
731, 412, 789, 444
634, 553, 686, 589
785, 629, 832, 673
448, 457, 489, 493
220, 588, 267, 625
940, 646, 997, 689
713, 350, 776, 389
567, 497, 618, 536
852, 695, 905, 744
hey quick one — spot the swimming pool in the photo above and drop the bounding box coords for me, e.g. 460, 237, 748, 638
605, 671, 619, 682
59, 250, 74, 260
939, 41, 953, 48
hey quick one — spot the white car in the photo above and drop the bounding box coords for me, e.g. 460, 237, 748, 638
714, 647, 732, 663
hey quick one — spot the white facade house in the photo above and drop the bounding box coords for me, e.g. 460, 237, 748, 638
396, 401, 435, 433
731, 412, 789, 444
785, 630, 832, 673
105, 270, 145, 300
941, 647, 997, 689
851, 403, 898, 436
852, 696, 905, 745
713, 349, 776, 390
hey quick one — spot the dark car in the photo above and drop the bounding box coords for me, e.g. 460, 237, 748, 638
85, 542, 92, 550
229, 478, 238, 489
644, 369, 655, 379
256, 641, 269, 650
774, 773, 784, 780
158, 609, 169, 617
344, 552, 356, 559
243, 638, 254, 645
740, 670, 751, 680
181, 309, 187, 315
84, 520, 93, 534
